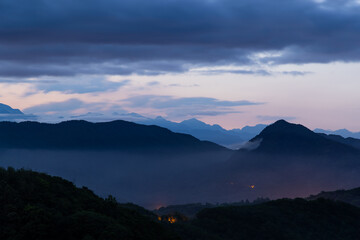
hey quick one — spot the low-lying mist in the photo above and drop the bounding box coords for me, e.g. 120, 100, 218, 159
1, 149, 359, 209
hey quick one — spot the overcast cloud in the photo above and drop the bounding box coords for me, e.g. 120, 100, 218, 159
0, 0, 359, 80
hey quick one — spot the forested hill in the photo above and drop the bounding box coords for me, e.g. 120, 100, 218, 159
0, 167, 179, 240
2, 168, 360, 240
308, 187, 360, 208
172, 198, 360, 240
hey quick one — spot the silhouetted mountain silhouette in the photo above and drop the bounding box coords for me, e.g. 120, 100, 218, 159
0, 103, 23, 114
0, 120, 227, 152
249, 119, 359, 156
318, 133, 360, 150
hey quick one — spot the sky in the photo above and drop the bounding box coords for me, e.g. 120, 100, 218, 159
1, 0, 360, 130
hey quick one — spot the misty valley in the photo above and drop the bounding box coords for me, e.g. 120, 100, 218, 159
1, 119, 360, 239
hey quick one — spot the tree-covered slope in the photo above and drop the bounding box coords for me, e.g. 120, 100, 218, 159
0, 167, 179, 240
173, 198, 360, 240
308, 187, 360, 208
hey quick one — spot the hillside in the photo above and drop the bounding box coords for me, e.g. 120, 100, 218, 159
173, 198, 360, 240
0, 167, 179, 240
308, 187, 360, 208
318, 133, 360, 150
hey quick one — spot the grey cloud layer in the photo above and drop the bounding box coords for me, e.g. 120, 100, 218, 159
23, 95, 260, 120
0, 0, 360, 78
123, 95, 261, 118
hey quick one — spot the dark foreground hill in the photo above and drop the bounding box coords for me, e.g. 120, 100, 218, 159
0, 120, 226, 152
0, 167, 179, 240
2, 168, 360, 240
308, 187, 360, 208
172, 198, 360, 240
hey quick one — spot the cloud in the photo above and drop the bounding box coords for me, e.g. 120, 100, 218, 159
281, 71, 312, 76
147, 81, 160, 86
0, 114, 37, 121
0, 0, 359, 80
123, 95, 261, 118
34, 77, 131, 94
195, 69, 272, 76
23, 98, 130, 122
123, 95, 262, 109
24, 99, 86, 114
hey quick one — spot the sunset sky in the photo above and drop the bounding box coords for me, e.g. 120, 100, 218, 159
1, 0, 360, 130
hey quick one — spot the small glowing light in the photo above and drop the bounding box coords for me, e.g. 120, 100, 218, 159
168, 216, 177, 224
250, 185, 255, 189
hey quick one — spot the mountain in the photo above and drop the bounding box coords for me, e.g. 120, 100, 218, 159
219, 120, 360, 203
135, 116, 266, 149
173, 198, 360, 240
0, 103, 36, 121
0, 103, 23, 114
318, 133, 360, 150
0, 167, 178, 240
1, 118, 360, 208
0, 120, 227, 152
248, 119, 359, 156
0, 120, 233, 208
308, 187, 360, 208
315, 128, 360, 139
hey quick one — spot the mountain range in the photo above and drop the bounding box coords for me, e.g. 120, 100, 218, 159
0, 120, 226, 153
2, 102, 360, 149
0, 118, 360, 208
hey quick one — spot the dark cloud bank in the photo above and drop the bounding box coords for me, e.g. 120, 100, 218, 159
0, 0, 360, 79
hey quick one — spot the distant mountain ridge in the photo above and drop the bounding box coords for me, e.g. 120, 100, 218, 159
315, 128, 360, 139
0, 103, 36, 121
0, 103, 23, 114
135, 116, 266, 149
318, 133, 360, 150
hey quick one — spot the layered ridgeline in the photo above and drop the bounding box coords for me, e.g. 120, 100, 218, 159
0, 168, 179, 240
0, 120, 232, 208
0, 120, 226, 152
0, 103, 35, 121
1, 119, 360, 208
2, 168, 360, 240
134, 116, 266, 149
